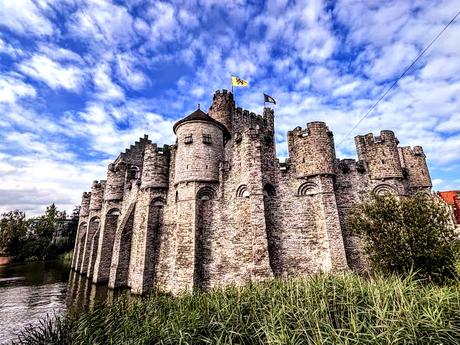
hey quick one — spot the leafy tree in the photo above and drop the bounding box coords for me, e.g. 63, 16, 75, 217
29, 203, 66, 239
347, 193, 458, 283
0, 210, 27, 255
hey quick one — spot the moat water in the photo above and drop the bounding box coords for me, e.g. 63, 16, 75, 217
0, 261, 113, 344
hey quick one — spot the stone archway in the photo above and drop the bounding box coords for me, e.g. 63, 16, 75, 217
194, 186, 216, 290
143, 197, 166, 290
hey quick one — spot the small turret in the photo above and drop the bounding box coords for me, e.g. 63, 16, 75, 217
287, 122, 336, 177
89, 180, 106, 211
399, 146, 432, 188
208, 90, 234, 133
79, 192, 91, 217
141, 143, 170, 189
104, 163, 126, 201
355, 130, 403, 180
173, 108, 226, 184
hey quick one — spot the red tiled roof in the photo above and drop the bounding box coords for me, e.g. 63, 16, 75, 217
438, 191, 460, 205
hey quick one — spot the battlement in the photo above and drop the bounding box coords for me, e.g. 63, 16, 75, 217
355, 130, 403, 180
79, 192, 91, 217
89, 180, 106, 211
399, 146, 431, 188
141, 142, 171, 189
208, 90, 235, 132
119, 135, 153, 166
287, 122, 335, 177
355, 130, 399, 147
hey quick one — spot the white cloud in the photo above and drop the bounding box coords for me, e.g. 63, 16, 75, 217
93, 63, 125, 101
18, 55, 86, 92
0, 0, 56, 37
0, 75, 36, 104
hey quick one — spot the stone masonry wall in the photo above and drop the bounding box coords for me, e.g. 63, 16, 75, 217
71, 90, 433, 296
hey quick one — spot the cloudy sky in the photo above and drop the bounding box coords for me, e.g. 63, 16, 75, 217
0, 0, 459, 216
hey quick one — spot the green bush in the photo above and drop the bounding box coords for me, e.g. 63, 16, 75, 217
14, 274, 460, 344
347, 193, 458, 283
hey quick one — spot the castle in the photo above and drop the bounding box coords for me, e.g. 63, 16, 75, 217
71, 90, 432, 295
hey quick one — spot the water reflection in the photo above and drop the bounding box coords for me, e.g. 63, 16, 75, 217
65, 271, 125, 313
0, 261, 69, 343
0, 262, 127, 344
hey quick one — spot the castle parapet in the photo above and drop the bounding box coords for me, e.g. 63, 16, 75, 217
141, 143, 170, 189
399, 146, 432, 188
355, 130, 403, 180
89, 180, 106, 211
104, 162, 126, 201
79, 192, 91, 217
287, 121, 336, 177
208, 89, 234, 133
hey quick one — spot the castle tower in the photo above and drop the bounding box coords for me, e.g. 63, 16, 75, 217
71, 192, 91, 270
103, 163, 126, 201
173, 108, 230, 185
287, 122, 336, 177
81, 181, 105, 275
208, 90, 235, 134
355, 130, 403, 180
91, 161, 126, 284
170, 108, 230, 292
399, 146, 432, 189
140, 143, 170, 189
287, 122, 348, 271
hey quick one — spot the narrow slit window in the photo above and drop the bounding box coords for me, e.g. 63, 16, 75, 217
202, 133, 212, 144
184, 134, 193, 144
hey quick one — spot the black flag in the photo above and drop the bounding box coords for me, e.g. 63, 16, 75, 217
264, 93, 276, 104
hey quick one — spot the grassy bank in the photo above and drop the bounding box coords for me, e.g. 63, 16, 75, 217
56, 251, 73, 266
15, 274, 460, 345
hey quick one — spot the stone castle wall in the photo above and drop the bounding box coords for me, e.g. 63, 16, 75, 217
71, 90, 432, 295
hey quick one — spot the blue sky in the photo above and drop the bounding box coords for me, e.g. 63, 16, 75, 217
0, 0, 459, 216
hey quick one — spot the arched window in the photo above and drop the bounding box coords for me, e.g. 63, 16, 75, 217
128, 166, 140, 180
373, 184, 396, 196
298, 182, 318, 196
107, 208, 121, 216
236, 184, 250, 198
197, 187, 216, 201
151, 197, 166, 207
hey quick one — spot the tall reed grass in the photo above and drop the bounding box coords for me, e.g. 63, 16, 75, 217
15, 273, 460, 344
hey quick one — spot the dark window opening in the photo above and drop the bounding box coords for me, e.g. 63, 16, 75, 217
203, 134, 212, 144
184, 134, 193, 144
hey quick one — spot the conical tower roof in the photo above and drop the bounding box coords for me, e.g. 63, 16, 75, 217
173, 108, 231, 139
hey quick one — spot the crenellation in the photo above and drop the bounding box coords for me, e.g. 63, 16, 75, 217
72, 90, 433, 295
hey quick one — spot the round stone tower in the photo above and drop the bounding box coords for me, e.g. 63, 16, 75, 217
141, 143, 170, 189
208, 90, 235, 134
89, 180, 105, 211
104, 163, 126, 201
355, 130, 403, 180
173, 108, 230, 185
287, 121, 336, 177
79, 192, 91, 217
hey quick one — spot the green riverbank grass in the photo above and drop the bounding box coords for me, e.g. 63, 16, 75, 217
15, 273, 460, 344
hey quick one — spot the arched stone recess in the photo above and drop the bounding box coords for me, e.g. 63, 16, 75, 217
263, 183, 281, 276
236, 184, 250, 198
109, 203, 135, 289
143, 197, 166, 291
75, 222, 87, 272
373, 184, 396, 196
298, 181, 319, 196
93, 208, 120, 283
194, 186, 216, 290
81, 217, 100, 274
87, 217, 101, 278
